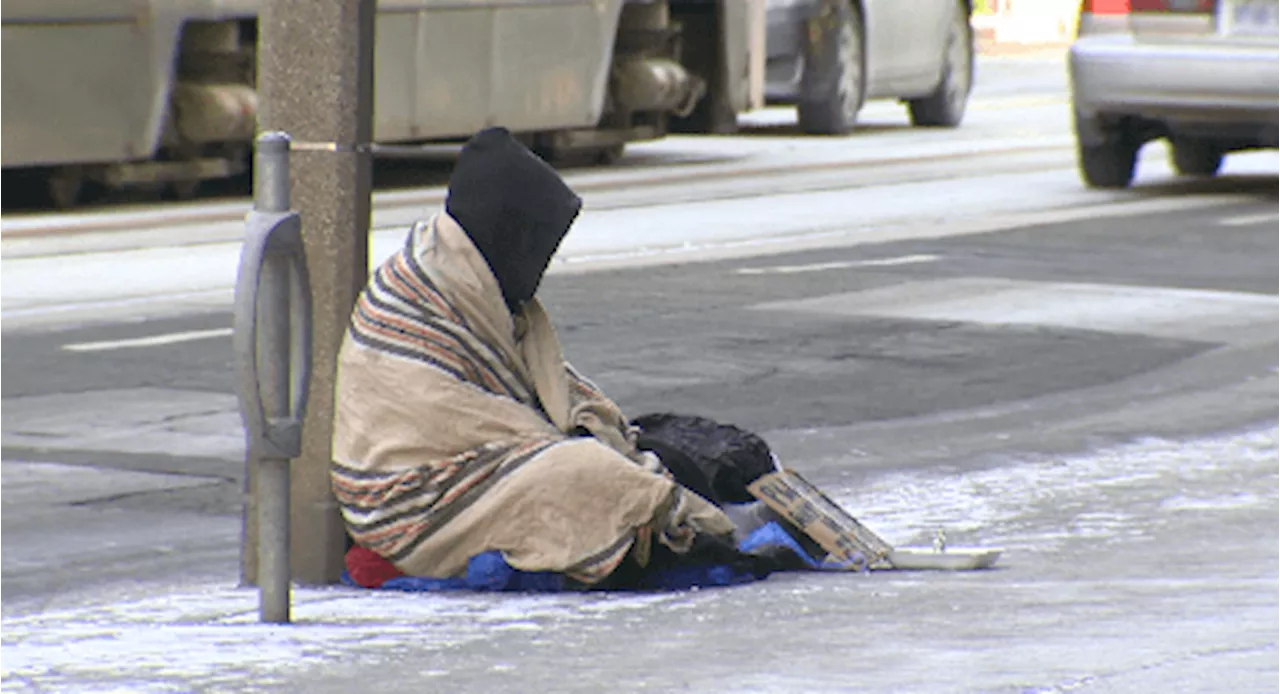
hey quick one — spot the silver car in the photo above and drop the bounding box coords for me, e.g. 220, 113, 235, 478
764, 0, 975, 135
1069, 0, 1279, 188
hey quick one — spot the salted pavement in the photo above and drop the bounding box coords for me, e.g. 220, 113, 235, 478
2, 427, 1275, 693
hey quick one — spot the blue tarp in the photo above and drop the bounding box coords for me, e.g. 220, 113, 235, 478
341, 520, 822, 593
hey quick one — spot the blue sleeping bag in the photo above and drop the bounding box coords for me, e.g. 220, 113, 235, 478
340, 520, 822, 593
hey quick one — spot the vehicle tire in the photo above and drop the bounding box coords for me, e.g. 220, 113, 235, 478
908, 2, 974, 128
668, 7, 739, 135
1077, 139, 1138, 189
672, 83, 738, 135
797, 0, 864, 136
46, 166, 85, 209
533, 139, 624, 168
593, 143, 626, 166
1170, 138, 1224, 177
164, 179, 202, 201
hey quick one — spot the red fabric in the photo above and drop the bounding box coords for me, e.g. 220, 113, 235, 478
346, 545, 405, 588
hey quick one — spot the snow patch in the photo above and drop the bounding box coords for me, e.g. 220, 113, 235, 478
832, 426, 1279, 551
3, 428, 1275, 692
1, 584, 692, 692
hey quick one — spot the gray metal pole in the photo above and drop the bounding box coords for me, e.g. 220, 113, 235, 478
258, 455, 291, 623
255, 133, 292, 214
236, 129, 311, 624
255, 132, 293, 624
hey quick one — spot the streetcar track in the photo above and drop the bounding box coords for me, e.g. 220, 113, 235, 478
584, 152, 1071, 214
2, 140, 1073, 253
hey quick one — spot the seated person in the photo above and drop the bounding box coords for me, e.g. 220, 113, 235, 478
331, 128, 806, 589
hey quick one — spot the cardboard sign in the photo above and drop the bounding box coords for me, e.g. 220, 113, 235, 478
748, 468, 895, 569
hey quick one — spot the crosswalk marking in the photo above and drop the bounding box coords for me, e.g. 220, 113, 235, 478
752, 278, 1278, 343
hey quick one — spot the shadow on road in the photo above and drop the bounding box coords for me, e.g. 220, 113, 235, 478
737, 121, 911, 137
1130, 172, 1280, 201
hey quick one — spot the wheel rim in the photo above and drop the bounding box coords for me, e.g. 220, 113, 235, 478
836, 19, 862, 124
943, 16, 971, 113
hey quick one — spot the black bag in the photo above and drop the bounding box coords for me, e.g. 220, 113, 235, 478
632, 412, 778, 507
629, 412, 827, 575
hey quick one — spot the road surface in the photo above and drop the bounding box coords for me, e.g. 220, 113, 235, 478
2, 52, 1277, 693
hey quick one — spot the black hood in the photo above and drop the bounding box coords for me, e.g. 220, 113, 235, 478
445, 127, 583, 314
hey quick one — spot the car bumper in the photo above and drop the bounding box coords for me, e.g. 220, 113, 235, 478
1070, 34, 1279, 127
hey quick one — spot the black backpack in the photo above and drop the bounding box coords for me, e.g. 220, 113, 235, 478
632, 412, 779, 507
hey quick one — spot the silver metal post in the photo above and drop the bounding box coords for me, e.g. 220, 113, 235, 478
255, 131, 292, 624
236, 130, 311, 624
258, 457, 291, 623
255, 132, 292, 214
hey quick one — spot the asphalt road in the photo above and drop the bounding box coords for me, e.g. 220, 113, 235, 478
3, 184, 1277, 693
2, 53, 1277, 693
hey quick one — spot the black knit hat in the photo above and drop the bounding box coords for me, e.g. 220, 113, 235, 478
445, 127, 583, 313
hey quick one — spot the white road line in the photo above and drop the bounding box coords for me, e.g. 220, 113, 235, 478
1219, 211, 1280, 227
736, 254, 940, 275
63, 327, 233, 353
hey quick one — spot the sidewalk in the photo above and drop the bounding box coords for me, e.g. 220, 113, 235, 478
2, 427, 1276, 693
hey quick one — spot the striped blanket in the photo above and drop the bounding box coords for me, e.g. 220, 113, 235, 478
331, 214, 734, 584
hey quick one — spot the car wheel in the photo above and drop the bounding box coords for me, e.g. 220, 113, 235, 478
908, 2, 974, 128
1078, 139, 1138, 189
798, 0, 864, 136
1170, 138, 1224, 177
668, 6, 738, 135
164, 179, 202, 201
593, 143, 626, 166
46, 166, 85, 209
533, 139, 625, 168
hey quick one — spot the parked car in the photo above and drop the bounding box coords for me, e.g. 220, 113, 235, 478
762, 0, 975, 135
1069, 0, 1279, 188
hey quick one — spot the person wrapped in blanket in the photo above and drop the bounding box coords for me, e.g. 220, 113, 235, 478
331, 127, 820, 590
